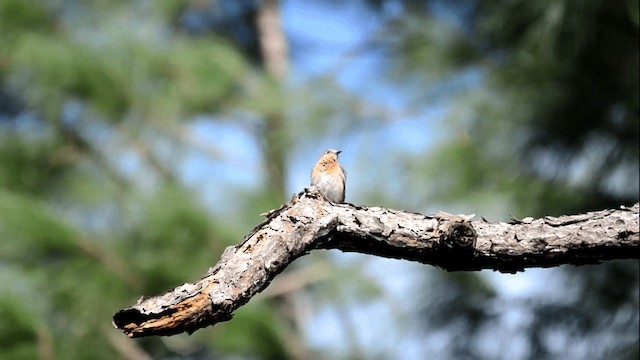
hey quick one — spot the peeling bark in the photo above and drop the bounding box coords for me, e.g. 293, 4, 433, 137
113, 188, 639, 338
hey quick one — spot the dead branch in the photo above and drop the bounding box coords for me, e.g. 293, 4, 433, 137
113, 188, 639, 338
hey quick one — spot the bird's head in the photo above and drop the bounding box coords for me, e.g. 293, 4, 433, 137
324, 148, 342, 156
317, 148, 342, 167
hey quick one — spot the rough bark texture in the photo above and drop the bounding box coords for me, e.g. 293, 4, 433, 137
113, 188, 639, 338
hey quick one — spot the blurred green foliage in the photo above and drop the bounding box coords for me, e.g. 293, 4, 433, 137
0, 1, 290, 359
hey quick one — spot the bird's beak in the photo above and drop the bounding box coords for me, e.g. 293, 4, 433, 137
336, 150, 342, 155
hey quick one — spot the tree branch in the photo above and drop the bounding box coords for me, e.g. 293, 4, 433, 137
113, 188, 639, 338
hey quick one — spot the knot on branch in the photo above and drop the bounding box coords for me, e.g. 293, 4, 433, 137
438, 222, 477, 271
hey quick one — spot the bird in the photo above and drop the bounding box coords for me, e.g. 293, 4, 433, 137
311, 148, 346, 203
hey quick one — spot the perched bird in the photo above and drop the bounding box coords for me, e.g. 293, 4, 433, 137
311, 148, 346, 203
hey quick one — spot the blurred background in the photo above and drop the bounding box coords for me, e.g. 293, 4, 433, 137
0, 0, 638, 359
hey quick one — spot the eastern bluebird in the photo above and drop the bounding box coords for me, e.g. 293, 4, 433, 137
311, 148, 346, 203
